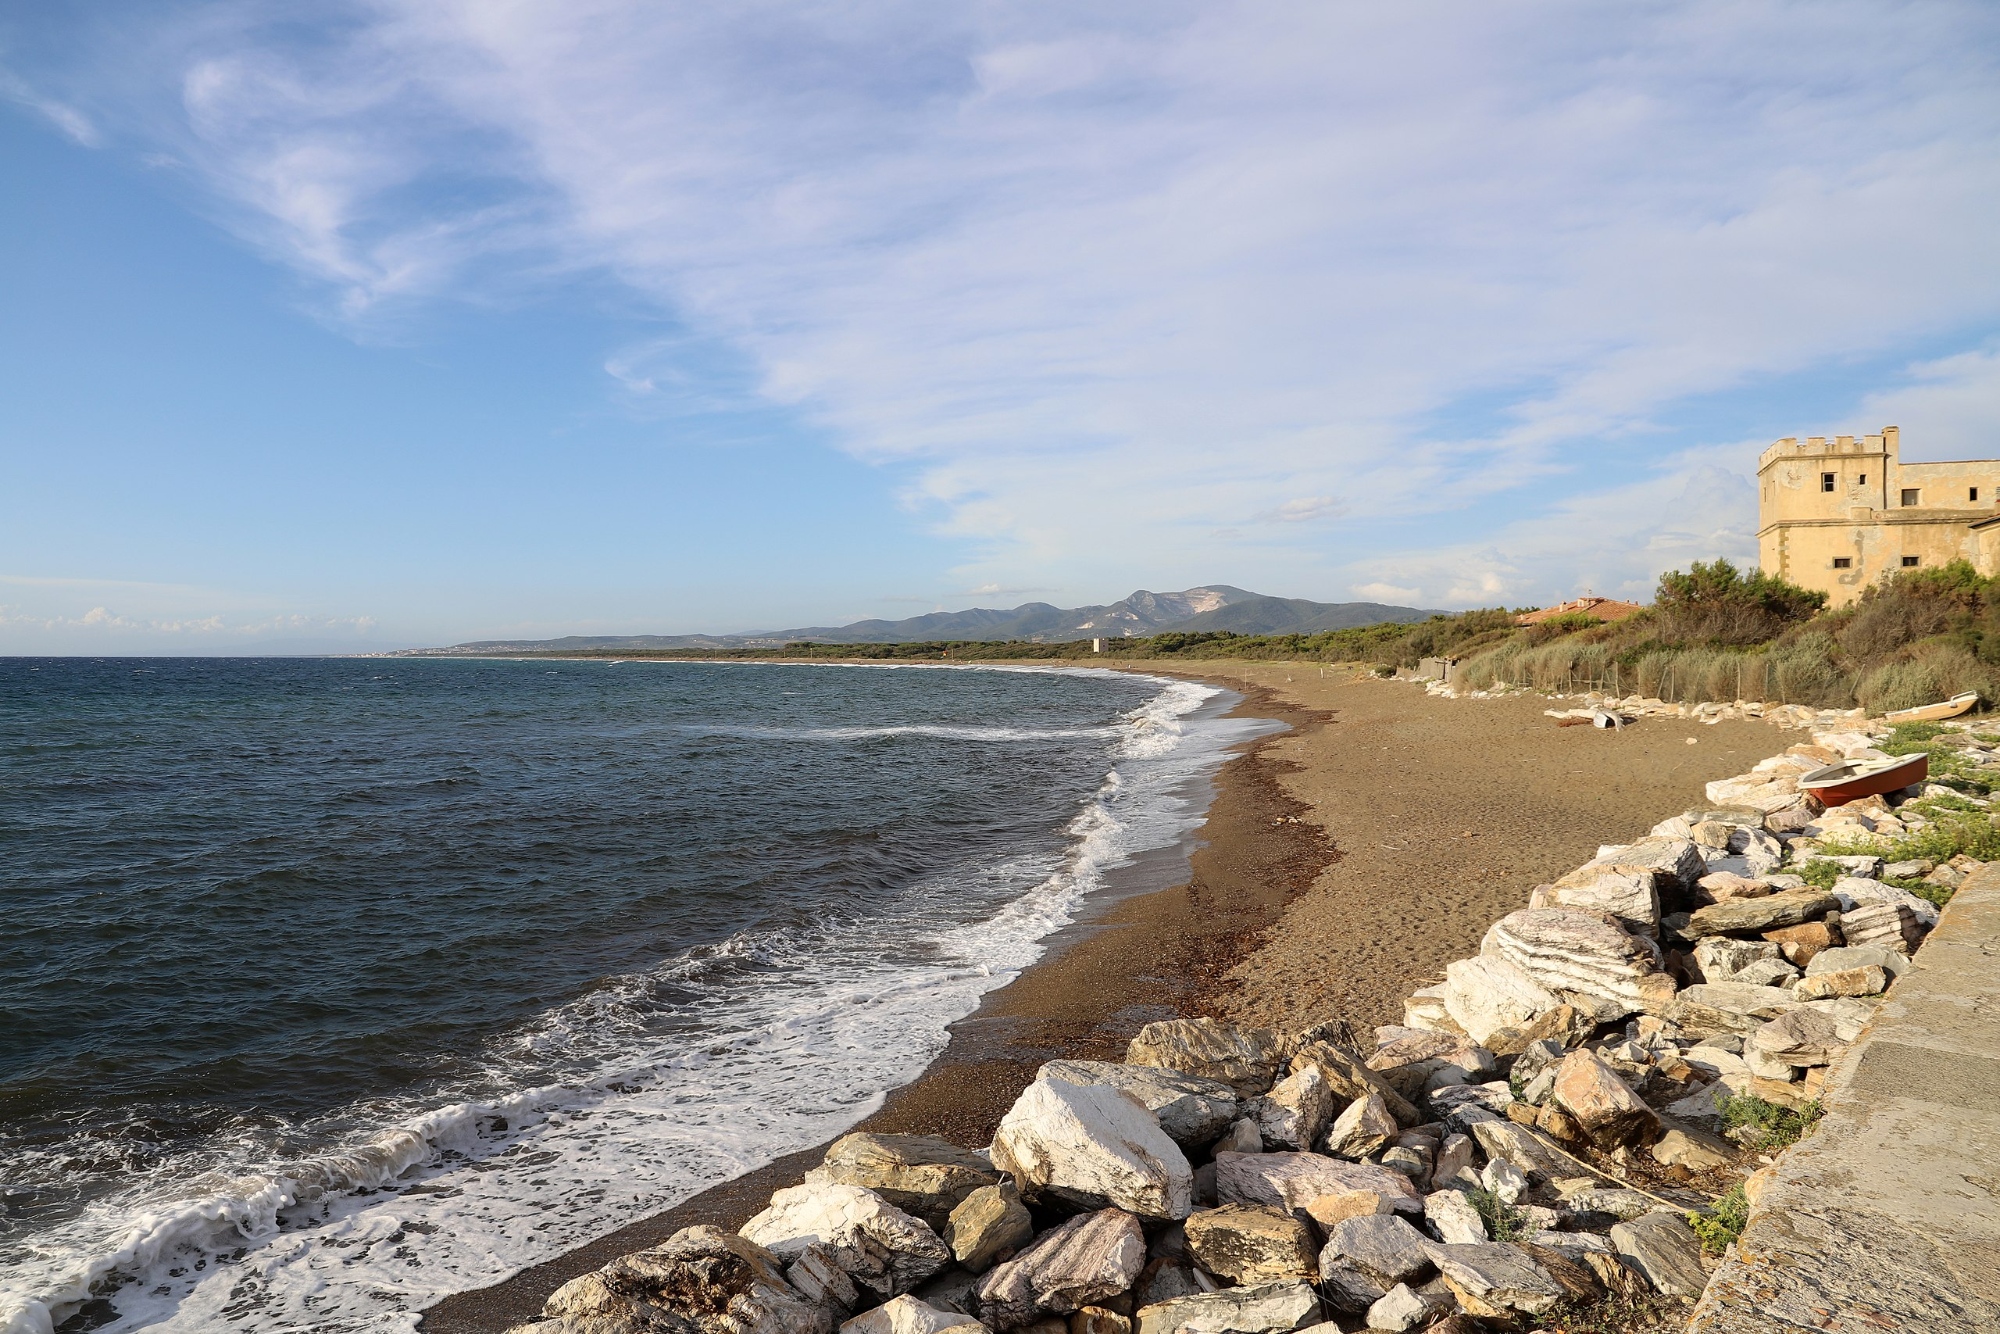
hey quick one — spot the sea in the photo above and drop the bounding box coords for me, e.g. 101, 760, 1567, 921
0, 657, 1273, 1334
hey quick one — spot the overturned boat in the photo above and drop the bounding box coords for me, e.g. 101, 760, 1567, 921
1882, 691, 1980, 724
1798, 752, 1930, 806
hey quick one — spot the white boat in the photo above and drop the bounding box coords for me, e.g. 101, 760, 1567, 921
1882, 691, 1980, 724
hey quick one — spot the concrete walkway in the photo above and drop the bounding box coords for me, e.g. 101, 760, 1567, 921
1688, 867, 2000, 1332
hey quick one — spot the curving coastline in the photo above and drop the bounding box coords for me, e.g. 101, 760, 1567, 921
423, 666, 1793, 1332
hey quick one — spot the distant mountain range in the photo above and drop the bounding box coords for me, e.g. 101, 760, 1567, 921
402, 586, 1443, 655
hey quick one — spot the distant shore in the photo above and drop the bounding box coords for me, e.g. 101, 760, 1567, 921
420, 662, 1787, 1333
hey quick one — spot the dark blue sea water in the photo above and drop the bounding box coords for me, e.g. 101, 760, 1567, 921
0, 657, 1263, 1333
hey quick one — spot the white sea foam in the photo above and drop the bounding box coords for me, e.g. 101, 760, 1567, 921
0, 670, 1264, 1334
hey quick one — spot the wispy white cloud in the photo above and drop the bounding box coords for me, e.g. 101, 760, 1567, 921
0, 68, 99, 145
16, 1, 2000, 607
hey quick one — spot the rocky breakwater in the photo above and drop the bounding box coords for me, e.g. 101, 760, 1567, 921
501, 724, 1969, 1334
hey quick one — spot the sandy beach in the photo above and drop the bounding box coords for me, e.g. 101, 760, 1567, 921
423, 666, 1787, 1333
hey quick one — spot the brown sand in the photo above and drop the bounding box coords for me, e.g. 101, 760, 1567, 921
422, 667, 1786, 1332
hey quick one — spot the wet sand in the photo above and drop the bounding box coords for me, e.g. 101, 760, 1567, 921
422, 667, 1786, 1332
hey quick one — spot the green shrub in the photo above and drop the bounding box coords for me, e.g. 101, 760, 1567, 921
1687, 1184, 1750, 1255
1466, 1187, 1525, 1242
1654, 559, 1828, 646
1794, 858, 1843, 891
1719, 1094, 1823, 1150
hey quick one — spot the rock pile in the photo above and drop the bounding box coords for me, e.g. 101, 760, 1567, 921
506, 725, 1971, 1334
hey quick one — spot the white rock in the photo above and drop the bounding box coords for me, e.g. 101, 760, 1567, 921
1804, 945, 1910, 978
1442, 954, 1558, 1044
1704, 775, 1804, 814
535, 1225, 835, 1334
1133, 1283, 1322, 1334
975, 1208, 1146, 1329
1364, 1284, 1429, 1332
1831, 877, 1940, 927
992, 1078, 1193, 1220
1841, 902, 1927, 954
1126, 1020, 1283, 1097
1322, 1093, 1398, 1159
1542, 863, 1659, 933
1040, 1061, 1239, 1148
1480, 909, 1674, 1020
1252, 1066, 1335, 1152
1213, 1152, 1423, 1216
742, 1183, 952, 1301
1423, 1189, 1487, 1245
1480, 1157, 1528, 1205
840, 1296, 984, 1334
1692, 937, 1786, 984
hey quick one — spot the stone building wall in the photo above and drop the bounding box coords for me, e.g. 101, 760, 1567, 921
1756, 426, 2000, 606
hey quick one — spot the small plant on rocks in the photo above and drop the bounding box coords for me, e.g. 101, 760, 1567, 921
1467, 1186, 1526, 1242
1720, 1093, 1824, 1150
1795, 858, 1844, 891
1687, 1184, 1750, 1255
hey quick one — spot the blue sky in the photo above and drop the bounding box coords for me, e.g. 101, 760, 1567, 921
3, 2, 1998, 653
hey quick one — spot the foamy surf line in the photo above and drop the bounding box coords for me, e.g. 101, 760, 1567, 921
0, 672, 1261, 1334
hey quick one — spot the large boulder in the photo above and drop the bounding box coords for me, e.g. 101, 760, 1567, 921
1423, 1190, 1487, 1245
1322, 1093, 1399, 1159
1794, 964, 1889, 1000
1540, 863, 1660, 934
1602, 836, 1708, 889
1286, 1042, 1421, 1127
1465, 1117, 1570, 1181
1480, 910, 1675, 1020
1664, 982, 1799, 1036
526, 1225, 835, 1334
1549, 1050, 1659, 1147
1803, 944, 1910, 978
1428, 1243, 1563, 1319
1315, 1215, 1437, 1312
1125, 1019, 1282, 1096
1181, 1205, 1317, 1284
974, 1209, 1146, 1330
1692, 937, 1788, 985
1830, 877, 1940, 927
1039, 1061, 1239, 1148
1250, 1065, 1335, 1151
1608, 1213, 1707, 1298
1704, 774, 1806, 815
991, 1078, 1193, 1219
1132, 1283, 1322, 1334
1685, 889, 1838, 938
812, 1135, 1000, 1232
1747, 1007, 1849, 1067
742, 1184, 952, 1302
944, 1183, 1034, 1274
1441, 954, 1558, 1044
838, 1297, 983, 1334
1841, 901, 1927, 954
1213, 1151, 1422, 1217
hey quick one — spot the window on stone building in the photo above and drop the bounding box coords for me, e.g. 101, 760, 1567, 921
1902, 488, 1921, 506
1832, 557, 1853, 569
1822, 473, 1836, 492
1973, 487, 1981, 501
1859, 474, 1867, 484
1902, 556, 1921, 567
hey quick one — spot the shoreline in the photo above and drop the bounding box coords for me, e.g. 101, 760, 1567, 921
423, 662, 1798, 1333
419, 677, 1327, 1334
